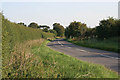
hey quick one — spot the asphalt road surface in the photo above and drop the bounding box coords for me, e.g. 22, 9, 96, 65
47, 39, 119, 73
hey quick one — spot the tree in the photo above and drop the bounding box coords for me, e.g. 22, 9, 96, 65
40, 25, 50, 32
28, 22, 38, 28
84, 28, 92, 39
18, 22, 27, 26
95, 17, 117, 40
111, 19, 120, 37
65, 27, 71, 39
65, 21, 87, 39
39, 25, 50, 29
53, 23, 64, 37
49, 29, 57, 36
43, 28, 49, 32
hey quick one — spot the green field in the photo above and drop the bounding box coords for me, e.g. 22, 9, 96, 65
66, 37, 119, 53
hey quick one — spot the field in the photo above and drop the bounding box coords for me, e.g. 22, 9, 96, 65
66, 37, 119, 53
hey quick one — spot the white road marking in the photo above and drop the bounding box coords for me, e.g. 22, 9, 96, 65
68, 47, 71, 48
100, 54, 120, 60
76, 49, 90, 53
57, 40, 119, 60
80, 50, 86, 52
76, 49, 119, 59
61, 45, 64, 46
58, 41, 64, 46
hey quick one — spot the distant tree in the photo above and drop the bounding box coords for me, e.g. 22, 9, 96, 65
18, 22, 27, 26
40, 25, 50, 32
28, 22, 38, 28
95, 17, 117, 40
39, 25, 50, 29
46, 26, 50, 29
65, 27, 71, 39
53, 23, 64, 37
43, 28, 49, 32
84, 28, 92, 39
111, 19, 120, 37
66, 21, 87, 39
49, 29, 57, 36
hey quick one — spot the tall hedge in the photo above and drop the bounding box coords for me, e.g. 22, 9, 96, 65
2, 15, 55, 55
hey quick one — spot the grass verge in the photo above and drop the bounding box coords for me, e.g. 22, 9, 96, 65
65, 37, 119, 53
2, 39, 118, 78
31, 40, 118, 78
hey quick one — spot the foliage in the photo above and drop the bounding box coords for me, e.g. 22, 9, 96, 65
18, 22, 27, 27
65, 27, 70, 39
28, 22, 39, 28
39, 25, 50, 29
65, 21, 87, 39
53, 23, 65, 37
42, 28, 49, 32
2, 14, 55, 78
39, 25, 51, 33
65, 17, 120, 40
95, 17, 119, 40
65, 18, 119, 52
2, 15, 55, 56
84, 28, 96, 39
49, 29, 57, 36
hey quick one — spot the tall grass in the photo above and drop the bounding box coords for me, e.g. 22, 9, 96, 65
2, 39, 45, 78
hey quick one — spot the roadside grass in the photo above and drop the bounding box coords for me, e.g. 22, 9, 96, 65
65, 37, 119, 53
31, 40, 118, 78
2, 39, 45, 78
2, 39, 118, 78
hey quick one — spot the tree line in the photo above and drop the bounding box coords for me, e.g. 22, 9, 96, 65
65, 17, 120, 40
18, 22, 64, 37
18, 17, 119, 40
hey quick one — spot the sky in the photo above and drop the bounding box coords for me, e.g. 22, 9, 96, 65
1, 0, 119, 28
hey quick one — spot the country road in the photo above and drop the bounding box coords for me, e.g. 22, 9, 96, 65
47, 39, 119, 73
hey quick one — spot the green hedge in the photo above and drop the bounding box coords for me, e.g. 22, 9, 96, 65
2, 15, 55, 55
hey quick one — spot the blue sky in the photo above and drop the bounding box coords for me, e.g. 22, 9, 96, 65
1, 2, 118, 28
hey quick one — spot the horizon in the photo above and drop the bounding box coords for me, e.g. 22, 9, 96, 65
1, 2, 118, 28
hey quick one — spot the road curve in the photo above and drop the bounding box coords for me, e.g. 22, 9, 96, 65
47, 39, 119, 73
